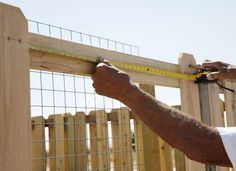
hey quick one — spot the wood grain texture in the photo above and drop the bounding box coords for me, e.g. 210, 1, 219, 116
178, 53, 205, 171
0, 3, 31, 171
134, 119, 145, 171
89, 110, 110, 170
48, 114, 65, 171
32, 116, 46, 171
29, 33, 180, 87
74, 112, 87, 170
64, 113, 76, 171
224, 80, 236, 127
111, 108, 133, 171
199, 83, 229, 171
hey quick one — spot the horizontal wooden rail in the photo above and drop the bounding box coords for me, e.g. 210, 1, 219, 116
31, 110, 139, 128
29, 33, 180, 87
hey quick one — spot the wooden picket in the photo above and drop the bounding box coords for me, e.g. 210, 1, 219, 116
64, 113, 76, 171
74, 112, 88, 170
89, 110, 110, 170
48, 114, 65, 171
134, 119, 145, 171
111, 108, 133, 171
224, 80, 236, 126
32, 116, 46, 171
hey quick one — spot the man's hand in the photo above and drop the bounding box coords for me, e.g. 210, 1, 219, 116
202, 61, 230, 80
91, 61, 133, 101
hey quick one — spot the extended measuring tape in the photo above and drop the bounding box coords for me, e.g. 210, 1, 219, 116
30, 45, 205, 81
30, 45, 235, 92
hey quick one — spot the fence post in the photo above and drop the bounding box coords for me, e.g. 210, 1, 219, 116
224, 80, 236, 126
178, 53, 205, 171
199, 83, 229, 171
0, 3, 31, 171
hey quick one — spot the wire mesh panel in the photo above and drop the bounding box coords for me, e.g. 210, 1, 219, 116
28, 20, 139, 56
30, 70, 145, 171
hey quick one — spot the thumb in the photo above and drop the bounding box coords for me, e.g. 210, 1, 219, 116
103, 60, 112, 66
207, 72, 224, 80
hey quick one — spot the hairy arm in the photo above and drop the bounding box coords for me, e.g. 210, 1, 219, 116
122, 84, 231, 167
91, 61, 232, 167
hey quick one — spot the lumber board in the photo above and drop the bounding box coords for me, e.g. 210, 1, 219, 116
29, 33, 180, 87
64, 113, 76, 171
178, 53, 205, 171
89, 110, 110, 170
48, 114, 65, 171
158, 138, 173, 171
199, 83, 229, 171
174, 149, 186, 171
224, 80, 236, 126
0, 3, 31, 171
32, 116, 46, 171
74, 112, 88, 170
111, 108, 133, 171
134, 119, 145, 171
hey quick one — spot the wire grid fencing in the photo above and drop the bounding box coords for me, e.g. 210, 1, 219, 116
29, 20, 143, 171
28, 20, 139, 56
30, 71, 138, 170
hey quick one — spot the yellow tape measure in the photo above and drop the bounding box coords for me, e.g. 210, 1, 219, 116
30, 45, 203, 81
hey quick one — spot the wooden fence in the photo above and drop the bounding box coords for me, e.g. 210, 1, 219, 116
32, 108, 138, 171
1, 2, 236, 171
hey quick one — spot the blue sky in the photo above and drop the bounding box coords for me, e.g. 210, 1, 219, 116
2, 0, 236, 105
2, 0, 236, 64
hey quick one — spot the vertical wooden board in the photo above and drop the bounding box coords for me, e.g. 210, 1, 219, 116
64, 113, 76, 171
111, 111, 124, 171
178, 53, 205, 171
199, 84, 217, 171
134, 119, 145, 171
158, 138, 173, 171
207, 84, 229, 171
208, 84, 225, 127
112, 108, 133, 171
0, 3, 31, 171
139, 84, 161, 171
75, 112, 87, 170
48, 114, 65, 171
224, 80, 236, 127
120, 108, 133, 171
96, 110, 110, 170
32, 116, 46, 171
174, 149, 186, 171
199, 83, 229, 171
89, 110, 110, 170
89, 111, 99, 170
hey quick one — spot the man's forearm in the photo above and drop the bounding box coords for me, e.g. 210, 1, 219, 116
121, 84, 232, 167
